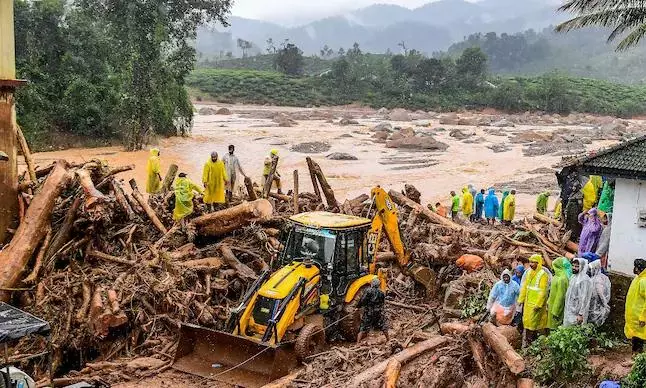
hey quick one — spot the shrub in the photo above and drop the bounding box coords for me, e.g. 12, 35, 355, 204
624, 353, 646, 388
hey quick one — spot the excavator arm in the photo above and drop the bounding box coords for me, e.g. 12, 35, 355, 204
368, 187, 434, 293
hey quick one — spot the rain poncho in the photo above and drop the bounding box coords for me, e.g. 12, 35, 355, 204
461, 187, 474, 216
512, 264, 524, 285
202, 158, 228, 204
564, 258, 592, 326
145, 148, 161, 194
625, 266, 646, 341
517, 254, 549, 331
582, 175, 603, 212
499, 189, 510, 220
597, 181, 614, 214
487, 269, 520, 325
475, 191, 485, 219
484, 189, 499, 219
554, 199, 562, 221
563, 259, 573, 279
536, 191, 550, 215
588, 260, 611, 326
547, 257, 570, 329
451, 194, 460, 214
173, 176, 203, 221
503, 193, 516, 222
578, 208, 603, 256
596, 214, 612, 257
263, 150, 280, 176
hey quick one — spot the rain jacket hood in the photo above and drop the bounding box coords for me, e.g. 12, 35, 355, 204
202, 158, 228, 204
512, 264, 524, 285
484, 189, 499, 219
517, 254, 549, 330
563, 258, 592, 326
487, 269, 520, 324
588, 260, 611, 325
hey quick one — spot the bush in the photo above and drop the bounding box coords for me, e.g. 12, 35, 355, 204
458, 283, 490, 319
624, 353, 646, 388
615, 100, 645, 118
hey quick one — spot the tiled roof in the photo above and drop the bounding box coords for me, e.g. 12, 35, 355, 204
565, 135, 646, 179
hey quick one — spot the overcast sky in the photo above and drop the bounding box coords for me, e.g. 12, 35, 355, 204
230, 0, 441, 24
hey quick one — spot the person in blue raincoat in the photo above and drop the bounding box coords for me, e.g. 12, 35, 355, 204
484, 188, 499, 225
474, 189, 485, 222
512, 264, 525, 285
487, 269, 521, 325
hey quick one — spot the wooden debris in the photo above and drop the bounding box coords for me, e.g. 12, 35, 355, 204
192, 199, 273, 237
129, 179, 167, 234
482, 323, 525, 374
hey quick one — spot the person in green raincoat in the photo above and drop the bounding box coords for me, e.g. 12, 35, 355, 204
597, 180, 615, 214
536, 191, 550, 215
547, 257, 570, 330
625, 259, 646, 353
517, 254, 549, 344
173, 173, 204, 222
499, 188, 510, 221
146, 148, 162, 194
202, 152, 229, 212
450, 191, 460, 222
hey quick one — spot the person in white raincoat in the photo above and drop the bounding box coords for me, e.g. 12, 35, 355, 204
588, 260, 611, 326
564, 257, 593, 326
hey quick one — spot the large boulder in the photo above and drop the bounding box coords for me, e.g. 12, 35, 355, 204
291, 142, 331, 154
198, 107, 217, 115
215, 107, 232, 115
273, 113, 297, 127
326, 152, 358, 161
491, 119, 515, 128
372, 122, 393, 132
377, 107, 389, 115
372, 131, 389, 141
386, 136, 449, 151
457, 117, 477, 126
339, 118, 359, 126
439, 113, 459, 125
449, 128, 475, 140
388, 108, 411, 121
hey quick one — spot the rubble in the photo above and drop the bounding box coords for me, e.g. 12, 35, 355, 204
291, 142, 331, 153
388, 109, 411, 121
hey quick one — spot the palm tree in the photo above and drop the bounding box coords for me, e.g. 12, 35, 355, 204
556, 0, 646, 51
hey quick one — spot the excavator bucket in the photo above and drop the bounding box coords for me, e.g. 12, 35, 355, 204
173, 323, 298, 388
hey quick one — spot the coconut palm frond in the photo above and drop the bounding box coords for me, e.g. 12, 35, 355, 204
556, 9, 633, 32
616, 22, 646, 50
607, 7, 646, 41
559, 0, 640, 13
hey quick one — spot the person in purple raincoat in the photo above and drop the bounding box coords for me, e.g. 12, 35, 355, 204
578, 208, 603, 256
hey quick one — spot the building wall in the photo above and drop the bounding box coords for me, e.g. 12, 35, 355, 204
608, 178, 646, 275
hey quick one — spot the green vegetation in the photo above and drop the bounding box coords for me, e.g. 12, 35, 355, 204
624, 353, 646, 388
458, 284, 490, 319
198, 54, 332, 75
274, 44, 305, 76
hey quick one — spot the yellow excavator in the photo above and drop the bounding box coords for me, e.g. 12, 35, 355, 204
173, 187, 432, 387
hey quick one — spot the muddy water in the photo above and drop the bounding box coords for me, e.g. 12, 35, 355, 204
29, 104, 617, 217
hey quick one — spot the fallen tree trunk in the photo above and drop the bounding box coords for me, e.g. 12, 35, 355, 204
482, 323, 525, 374
306, 157, 337, 208
23, 227, 53, 284
176, 257, 224, 270
0, 161, 72, 302
111, 180, 135, 221
129, 179, 167, 234
306, 159, 322, 202
383, 358, 401, 388
192, 199, 273, 237
161, 164, 178, 193
389, 190, 462, 230
439, 322, 472, 335
468, 335, 489, 380
45, 197, 81, 260
220, 246, 257, 280
262, 156, 279, 198
497, 325, 522, 350
244, 177, 257, 201
349, 336, 449, 386
533, 212, 562, 227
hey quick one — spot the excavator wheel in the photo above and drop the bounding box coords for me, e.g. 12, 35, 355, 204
339, 286, 366, 341
295, 323, 326, 361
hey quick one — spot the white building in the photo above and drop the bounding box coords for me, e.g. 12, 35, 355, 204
564, 136, 646, 276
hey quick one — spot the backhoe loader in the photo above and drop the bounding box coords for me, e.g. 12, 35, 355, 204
173, 187, 433, 387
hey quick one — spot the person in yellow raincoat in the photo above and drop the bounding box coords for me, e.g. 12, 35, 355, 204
202, 152, 229, 212
263, 149, 282, 194
582, 175, 603, 212
553, 199, 562, 221
173, 173, 203, 222
517, 254, 549, 345
461, 187, 474, 219
625, 259, 646, 353
146, 148, 162, 194
503, 189, 516, 225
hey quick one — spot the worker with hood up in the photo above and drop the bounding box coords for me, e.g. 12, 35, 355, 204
484, 188, 499, 225
461, 187, 474, 220
487, 269, 520, 325
474, 189, 485, 222
625, 259, 646, 353
146, 148, 162, 194
503, 190, 516, 225
173, 173, 203, 222
582, 175, 603, 212
547, 257, 570, 330
499, 188, 510, 221
202, 152, 229, 212
263, 149, 283, 194
597, 180, 615, 215
536, 191, 550, 215
517, 254, 549, 344
588, 260, 611, 326
512, 264, 525, 285
578, 208, 603, 256
563, 258, 592, 326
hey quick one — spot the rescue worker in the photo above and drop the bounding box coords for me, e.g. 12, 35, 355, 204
173, 173, 203, 222
553, 198, 563, 221
596, 213, 612, 268
578, 208, 603, 256
223, 144, 247, 203
547, 257, 570, 330
487, 269, 520, 325
202, 152, 229, 212
625, 259, 646, 353
461, 187, 474, 220
582, 175, 603, 212
536, 191, 550, 215
588, 260, 611, 326
503, 189, 516, 225
512, 264, 525, 285
146, 148, 162, 194
474, 189, 485, 222
563, 258, 592, 326
499, 188, 510, 221
468, 184, 477, 209
263, 149, 283, 194
598, 180, 615, 215
450, 191, 460, 222
357, 277, 389, 342
517, 254, 549, 345
435, 202, 447, 218
484, 188, 499, 225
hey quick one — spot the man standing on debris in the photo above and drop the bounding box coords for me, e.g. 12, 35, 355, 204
563, 258, 592, 326
547, 257, 570, 330
450, 191, 460, 222
203, 152, 229, 212
223, 145, 247, 204
517, 254, 549, 344
474, 189, 485, 222
484, 188, 499, 225
588, 260, 611, 326
173, 172, 204, 222
625, 259, 646, 353
146, 148, 162, 194
462, 187, 474, 221
357, 277, 389, 342
263, 149, 283, 194
503, 189, 516, 225
487, 269, 520, 325
536, 191, 550, 215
